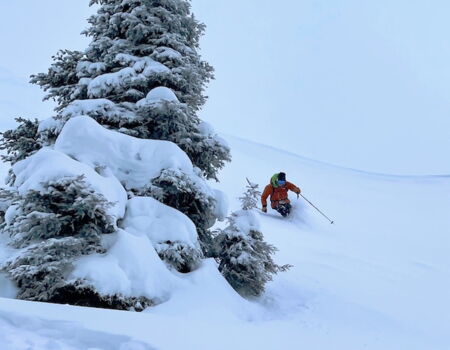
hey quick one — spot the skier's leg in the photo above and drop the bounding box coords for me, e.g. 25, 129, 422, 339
282, 203, 292, 217
274, 205, 283, 216
285, 203, 292, 216
276, 204, 291, 217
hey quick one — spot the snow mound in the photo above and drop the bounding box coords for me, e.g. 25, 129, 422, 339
70, 229, 184, 302
232, 210, 261, 236
153, 259, 265, 321
54, 116, 193, 189
11, 148, 127, 220
122, 197, 199, 248
137, 87, 179, 107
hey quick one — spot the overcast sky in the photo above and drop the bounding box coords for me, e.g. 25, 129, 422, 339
0, 0, 449, 175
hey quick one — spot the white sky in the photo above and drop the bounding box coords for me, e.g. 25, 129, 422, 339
0, 0, 449, 175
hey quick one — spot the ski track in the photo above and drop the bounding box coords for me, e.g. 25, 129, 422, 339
0, 135, 449, 349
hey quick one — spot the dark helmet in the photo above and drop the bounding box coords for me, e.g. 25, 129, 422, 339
277, 172, 287, 186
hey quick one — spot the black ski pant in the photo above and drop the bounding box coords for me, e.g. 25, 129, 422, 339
275, 203, 291, 217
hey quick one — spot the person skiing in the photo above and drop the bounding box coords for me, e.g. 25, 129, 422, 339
261, 172, 301, 217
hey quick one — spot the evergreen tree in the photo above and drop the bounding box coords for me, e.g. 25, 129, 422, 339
239, 178, 262, 210
155, 241, 202, 273
26, 0, 231, 250
0, 118, 40, 165
148, 169, 218, 255
0, 118, 58, 185
0, 176, 154, 309
0, 0, 231, 310
214, 183, 290, 297
30, 0, 230, 180
29, 50, 84, 111
0, 0, 231, 255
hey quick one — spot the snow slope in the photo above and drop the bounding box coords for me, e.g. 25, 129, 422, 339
1, 135, 449, 350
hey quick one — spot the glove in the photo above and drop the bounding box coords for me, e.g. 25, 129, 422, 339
262, 206, 267, 213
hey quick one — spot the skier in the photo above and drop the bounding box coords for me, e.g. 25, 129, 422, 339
261, 172, 301, 217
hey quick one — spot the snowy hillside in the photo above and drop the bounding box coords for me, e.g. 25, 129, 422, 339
1, 135, 449, 350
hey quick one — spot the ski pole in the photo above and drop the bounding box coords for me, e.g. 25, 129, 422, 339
299, 194, 334, 224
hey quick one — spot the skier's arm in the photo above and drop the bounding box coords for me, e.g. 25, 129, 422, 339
287, 182, 301, 194
261, 185, 272, 208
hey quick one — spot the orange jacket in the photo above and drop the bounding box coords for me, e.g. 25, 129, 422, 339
261, 181, 301, 208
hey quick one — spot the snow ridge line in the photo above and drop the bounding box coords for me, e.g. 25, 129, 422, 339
223, 134, 450, 180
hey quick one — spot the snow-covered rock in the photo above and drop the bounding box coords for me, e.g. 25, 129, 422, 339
54, 116, 193, 189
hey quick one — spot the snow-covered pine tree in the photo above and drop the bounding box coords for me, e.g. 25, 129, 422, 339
30, 0, 230, 180
0, 0, 229, 309
1, 175, 152, 309
149, 168, 218, 255
0, 118, 40, 165
214, 182, 290, 297
0, 118, 58, 186
25, 0, 231, 253
240, 178, 262, 210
